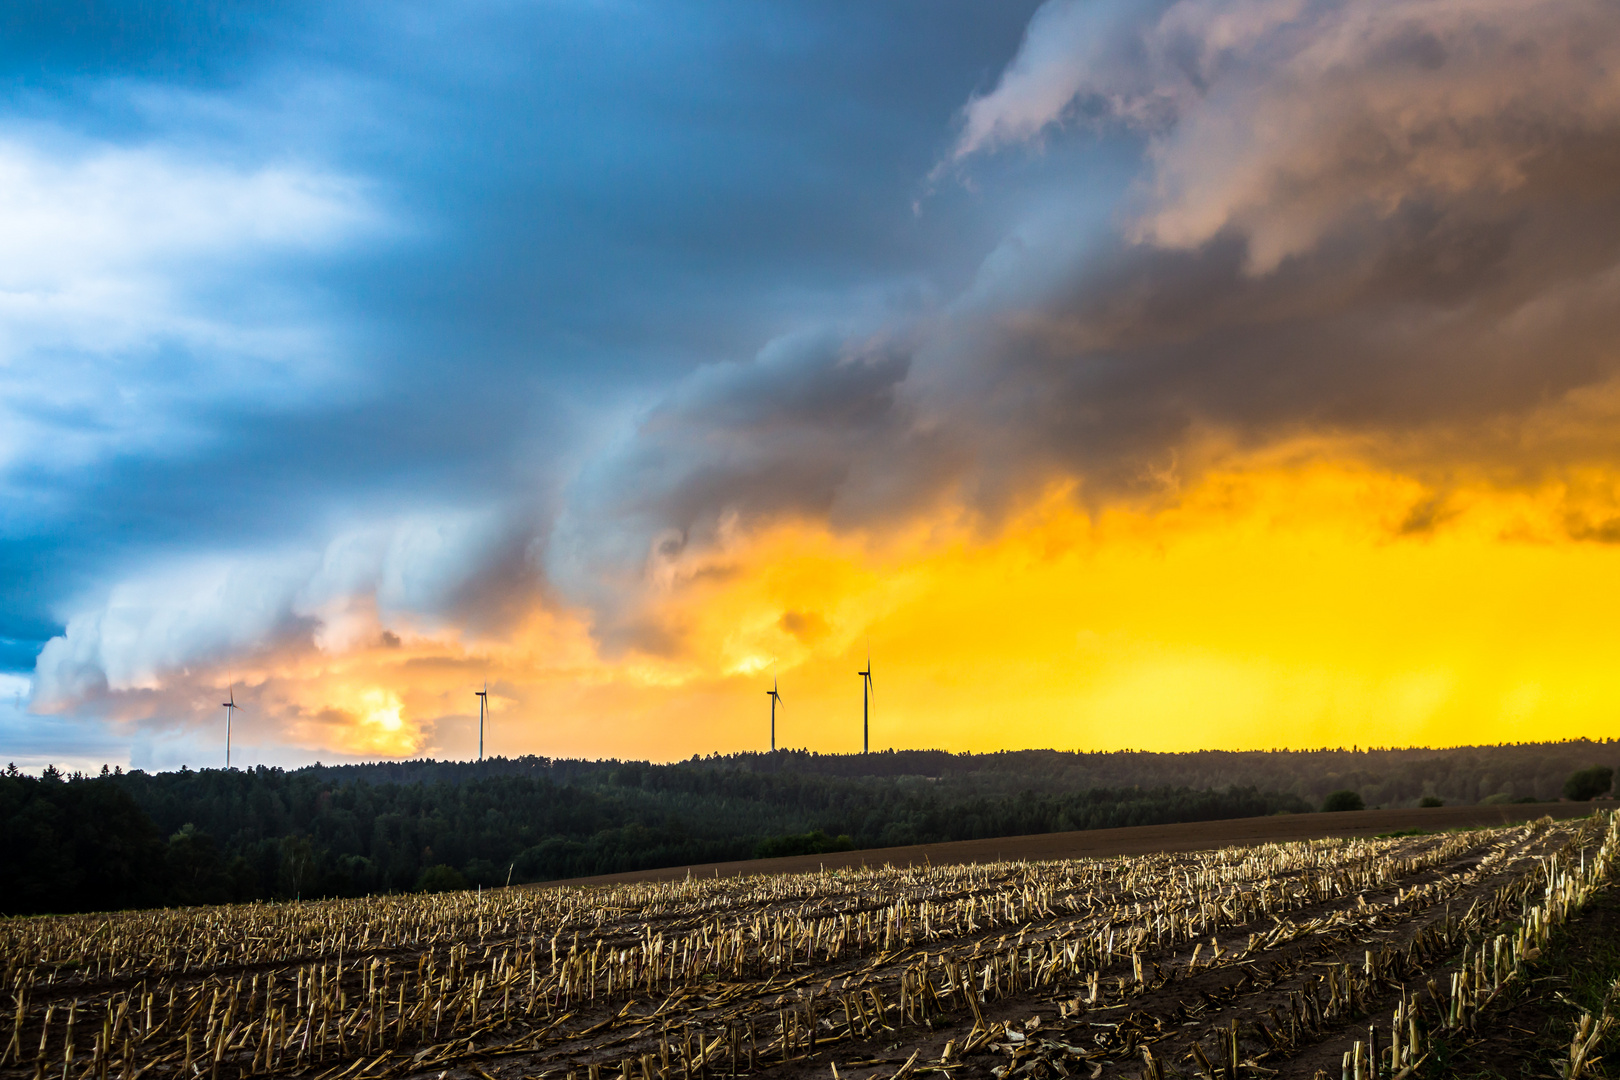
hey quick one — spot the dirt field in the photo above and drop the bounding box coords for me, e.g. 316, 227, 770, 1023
552, 800, 1593, 886
4, 803, 1610, 1080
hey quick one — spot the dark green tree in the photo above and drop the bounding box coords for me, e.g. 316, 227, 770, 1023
164, 825, 229, 906
755, 830, 856, 858
417, 864, 468, 892
1563, 766, 1614, 802
279, 835, 316, 899
1321, 789, 1365, 812
0, 769, 164, 914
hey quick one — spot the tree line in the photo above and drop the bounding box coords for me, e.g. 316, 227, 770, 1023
281, 739, 1615, 806
4, 739, 1612, 916
3, 759, 1308, 915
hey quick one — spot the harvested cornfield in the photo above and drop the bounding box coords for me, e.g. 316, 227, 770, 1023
2, 813, 1614, 1080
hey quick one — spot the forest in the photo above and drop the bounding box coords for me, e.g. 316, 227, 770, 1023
2, 739, 1613, 916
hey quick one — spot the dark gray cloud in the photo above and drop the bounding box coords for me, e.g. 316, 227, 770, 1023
549, 328, 943, 650
542, 0, 1620, 653
932, 0, 1620, 489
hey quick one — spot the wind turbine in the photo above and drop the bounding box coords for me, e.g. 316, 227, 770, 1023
221, 686, 243, 769
474, 683, 488, 762
766, 678, 783, 752
858, 652, 873, 754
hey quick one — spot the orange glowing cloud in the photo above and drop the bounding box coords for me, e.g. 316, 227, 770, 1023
170, 434, 1620, 766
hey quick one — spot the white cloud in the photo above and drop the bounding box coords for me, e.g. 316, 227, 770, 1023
32, 507, 508, 710
0, 672, 30, 705
0, 671, 132, 774
0, 131, 386, 480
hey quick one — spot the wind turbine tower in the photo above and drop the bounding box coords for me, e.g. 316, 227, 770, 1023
858, 654, 873, 754
221, 686, 243, 769
475, 683, 488, 762
766, 678, 783, 751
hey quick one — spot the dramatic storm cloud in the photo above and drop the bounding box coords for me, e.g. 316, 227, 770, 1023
10, 0, 1620, 770
944, 0, 1620, 454
552, 0, 1620, 640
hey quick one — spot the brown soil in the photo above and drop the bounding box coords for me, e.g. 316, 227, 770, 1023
6, 804, 1604, 1080
550, 802, 1591, 887
1377, 876, 1620, 1079
514, 813, 1596, 1080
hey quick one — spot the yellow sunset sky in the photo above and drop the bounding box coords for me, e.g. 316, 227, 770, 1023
18, 0, 1620, 770
206, 439, 1620, 764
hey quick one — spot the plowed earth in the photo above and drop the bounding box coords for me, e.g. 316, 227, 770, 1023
554, 803, 1593, 887
0, 806, 1605, 1080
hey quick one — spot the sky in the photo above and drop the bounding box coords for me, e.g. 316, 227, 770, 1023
6, 0, 1620, 772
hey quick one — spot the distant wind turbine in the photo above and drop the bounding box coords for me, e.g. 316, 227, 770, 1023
766, 678, 783, 751
475, 683, 488, 762
221, 685, 243, 769
858, 652, 873, 754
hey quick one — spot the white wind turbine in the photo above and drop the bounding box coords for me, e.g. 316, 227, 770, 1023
766, 678, 783, 751
222, 685, 243, 769
475, 682, 488, 762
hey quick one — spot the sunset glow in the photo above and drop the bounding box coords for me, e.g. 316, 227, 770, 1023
92, 436, 1620, 766
9, 0, 1620, 769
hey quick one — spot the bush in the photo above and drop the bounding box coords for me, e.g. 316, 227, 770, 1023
754, 830, 856, 859
1563, 766, 1615, 802
463, 858, 507, 887
1419, 796, 1444, 807
1321, 790, 1365, 813
415, 864, 468, 893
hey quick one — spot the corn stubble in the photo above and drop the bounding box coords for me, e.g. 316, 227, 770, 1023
1, 813, 1613, 1080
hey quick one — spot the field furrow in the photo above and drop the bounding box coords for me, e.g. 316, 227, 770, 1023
2, 813, 1610, 1080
